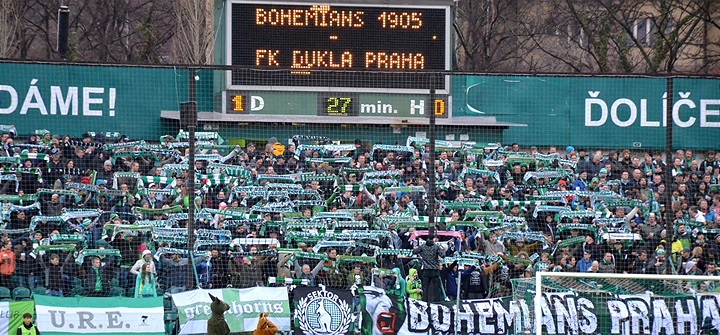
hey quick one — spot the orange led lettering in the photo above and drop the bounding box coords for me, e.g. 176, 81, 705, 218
292, 51, 352, 69
256, 6, 364, 27
378, 12, 423, 29
365, 52, 425, 70
256, 50, 280, 66
232, 95, 244, 112
434, 99, 445, 115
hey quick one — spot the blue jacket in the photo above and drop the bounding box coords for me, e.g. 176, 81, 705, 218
576, 258, 593, 272
445, 265, 475, 299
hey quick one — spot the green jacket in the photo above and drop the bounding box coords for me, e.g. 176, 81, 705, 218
406, 268, 422, 300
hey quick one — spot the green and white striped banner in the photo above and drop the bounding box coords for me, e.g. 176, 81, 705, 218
0, 301, 34, 335
35, 295, 163, 335
172, 287, 290, 334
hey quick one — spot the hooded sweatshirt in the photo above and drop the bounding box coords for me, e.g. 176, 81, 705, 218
406, 268, 422, 300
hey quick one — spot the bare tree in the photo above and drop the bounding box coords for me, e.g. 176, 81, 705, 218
73, 0, 175, 63
0, 0, 22, 58
172, 0, 214, 65
522, 0, 716, 74
454, 0, 535, 72
6, 0, 174, 62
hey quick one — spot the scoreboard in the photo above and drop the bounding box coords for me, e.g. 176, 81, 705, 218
228, 1, 451, 90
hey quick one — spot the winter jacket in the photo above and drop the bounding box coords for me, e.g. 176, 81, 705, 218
0, 249, 16, 275
406, 268, 422, 300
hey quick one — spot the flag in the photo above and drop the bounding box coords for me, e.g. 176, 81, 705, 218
293, 286, 355, 335
34, 295, 163, 335
0, 301, 34, 335
172, 287, 291, 334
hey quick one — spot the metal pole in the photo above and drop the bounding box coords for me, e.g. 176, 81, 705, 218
454, 271, 461, 335
428, 84, 437, 238
534, 271, 543, 335
664, 78, 674, 264
187, 68, 197, 289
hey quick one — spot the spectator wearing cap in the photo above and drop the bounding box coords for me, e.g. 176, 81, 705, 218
684, 260, 701, 275
648, 249, 669, 274
130, 249, 157, 276
585, 177, 601, 191
95, 160, 114, 186
674, 246, 692, 268
565, 146, 574, 159
556, 179, 568, 192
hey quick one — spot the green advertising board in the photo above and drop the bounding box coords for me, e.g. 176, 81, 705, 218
452, 75, 720, 150
0, 62, 210, 139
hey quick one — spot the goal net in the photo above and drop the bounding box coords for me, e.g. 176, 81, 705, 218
529, 272, 720, 335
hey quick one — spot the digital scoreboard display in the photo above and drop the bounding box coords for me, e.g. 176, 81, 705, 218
229, 1, 450, 89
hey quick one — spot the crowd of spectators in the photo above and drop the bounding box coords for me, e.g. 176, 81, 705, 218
1, 127, 720, 304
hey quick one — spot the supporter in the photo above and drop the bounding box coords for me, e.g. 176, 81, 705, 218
160, 252, 192, 293
13, 240, 36, 290
597, 252, 616, 273
209, 249, 229, 288
413, 238, 446, 303
81, 256, 113, 297
130, 249, 156, 276
576, 251, 593, 272
648, 249, 669, 274
134, 263, 157, 298
443, 261, 473, 300
404, 266, 422, 300
228, 255, 263, 289
41, 194, 63, 216
295, 260, 323, 287
39, 252, 73, 297
477, 232, 505, 256
0, 240, 15, 289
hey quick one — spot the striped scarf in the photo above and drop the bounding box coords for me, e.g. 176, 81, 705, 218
371, 144, 413, 153
176, 130, 225, 144
103, 140, 146, 150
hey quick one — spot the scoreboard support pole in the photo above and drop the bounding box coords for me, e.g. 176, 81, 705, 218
428, 86, 437, 239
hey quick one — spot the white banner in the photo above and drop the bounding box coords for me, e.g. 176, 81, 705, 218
171, 287, 291, 334
34, 296, 164, 335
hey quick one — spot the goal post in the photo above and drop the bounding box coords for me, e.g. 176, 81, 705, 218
534, 271, 720, 335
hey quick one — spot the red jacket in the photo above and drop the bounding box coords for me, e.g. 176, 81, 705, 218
0, 249, 16, 275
